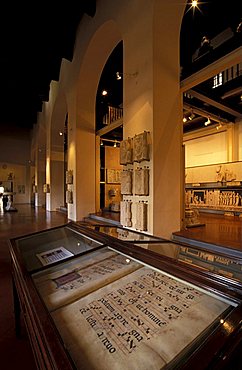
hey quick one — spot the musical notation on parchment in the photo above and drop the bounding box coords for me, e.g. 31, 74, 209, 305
51, 264, 231, 370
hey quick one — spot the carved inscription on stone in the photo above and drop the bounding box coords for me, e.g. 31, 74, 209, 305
106, 169, 121, 184
134, 202, 147, 231
121, 170, 133, 195
32, 249, 140, 311
185, 189, 242, 211
120, 201, 132, 227
52, 266, 230, 370
133, 131, 149, 163
134, 168, 149, 195
120, 138, 133, 165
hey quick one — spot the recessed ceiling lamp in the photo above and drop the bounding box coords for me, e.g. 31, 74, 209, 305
186, 0, 202, 15
59, 131, 63, 136
101, 90, 108, 96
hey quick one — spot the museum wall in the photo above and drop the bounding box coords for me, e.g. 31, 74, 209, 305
31, 0, 184, 237
184, 130, 227, 168
0, 127, 32, 204
104, 146, 122, 210
0, 161, 33, 205
184, 122, 242, 215
184, 121, 242, 169
239, 120, 242, 160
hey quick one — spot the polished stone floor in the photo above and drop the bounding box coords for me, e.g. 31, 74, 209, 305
1, 204, 242, 369
0, 204, 68, 369
173, 212, 242, 251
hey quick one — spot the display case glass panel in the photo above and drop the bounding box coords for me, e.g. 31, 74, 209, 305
32, 247, 141, 311
134, 242, 242, 282
79, 224, 163, 242
15, 226, 103, 272
45, 247, 236, 370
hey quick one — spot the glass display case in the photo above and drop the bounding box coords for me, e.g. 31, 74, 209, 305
78, 221, 242, 283
133, 241, 242, 282
77, 221, 164, 242
14, 225, 103, 272
9, 222, 242, 370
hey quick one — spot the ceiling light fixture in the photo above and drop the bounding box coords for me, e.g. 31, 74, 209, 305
101, 90, 108, 96
216, 122, 223, 130
183, 103, 229, 124
188, 111, 195, 120
99, 138, 121, 146
185, 0, 201, 15
204, 117, 211, 126
116, 71, 138, 80
116, 72, 122, 80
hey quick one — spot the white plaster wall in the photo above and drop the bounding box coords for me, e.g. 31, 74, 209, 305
152, 1, 184, 238
239, 121, 242, 160
34, 111, 47, 207
34, 0, 185, 234
185, 161, 242, 183
185, 131, 227, 167
0, 129, 30, 165
45, 82, 67, 211
0, 128, 32, 204
0, 162, 32, 204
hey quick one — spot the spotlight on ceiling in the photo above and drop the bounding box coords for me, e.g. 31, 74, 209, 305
101, 90, 108, 96
116, 71, 138, 80
116, 72, 122, 80
204, 117, 211, 126
216, 123, 223, 130
188, 111, 195, 120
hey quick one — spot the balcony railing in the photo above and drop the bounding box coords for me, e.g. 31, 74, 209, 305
102, 106, 123, 125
